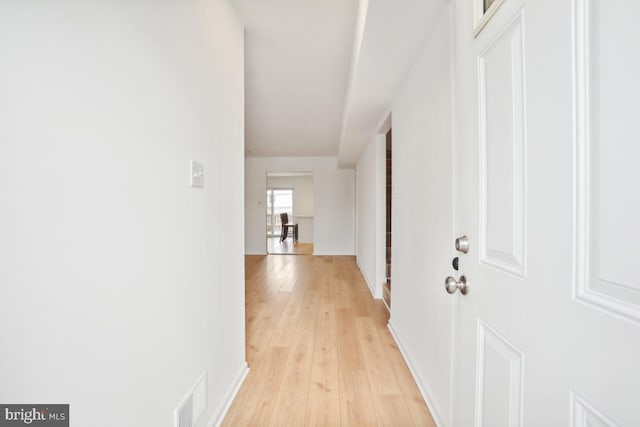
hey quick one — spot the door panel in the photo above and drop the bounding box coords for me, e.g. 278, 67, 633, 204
478, 12, 526, 277
570, 393, 618, 427
452, 0, 640, 425
475, 321, 524, 427
575, 0, 640, 320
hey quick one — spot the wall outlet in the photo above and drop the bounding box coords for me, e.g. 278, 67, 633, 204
190, 161, 204, 188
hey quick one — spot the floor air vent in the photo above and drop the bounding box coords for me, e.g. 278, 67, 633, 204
178, 395, 193, 427
175, 372, 207, 427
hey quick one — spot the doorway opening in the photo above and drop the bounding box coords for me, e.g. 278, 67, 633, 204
266, 172, 314, 255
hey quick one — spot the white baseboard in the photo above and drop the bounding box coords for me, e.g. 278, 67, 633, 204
245, 251, 266, 256
382, 296, 390, 312
356, 260, 375, 297
387, 321, 445, 427
356, 260, 381, 299
207, 362, 249, 427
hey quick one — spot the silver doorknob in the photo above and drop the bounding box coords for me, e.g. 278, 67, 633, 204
455, 235, 470, 253
445, 276, 469, 295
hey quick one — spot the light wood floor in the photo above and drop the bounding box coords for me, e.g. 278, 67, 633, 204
222, 255, 436, 427
267, 236, 314, 255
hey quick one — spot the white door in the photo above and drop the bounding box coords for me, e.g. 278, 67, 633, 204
451, 0, 640, 425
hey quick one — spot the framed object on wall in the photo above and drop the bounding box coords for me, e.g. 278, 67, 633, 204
473, 0, 507, 36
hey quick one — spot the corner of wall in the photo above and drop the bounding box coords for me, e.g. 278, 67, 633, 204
356, 259, 380, 299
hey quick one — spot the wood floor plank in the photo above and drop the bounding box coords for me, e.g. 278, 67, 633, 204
267, 237, 314, 255
270, 257, 326, 425
267, 287, 320, 426
222, 254, 436, 427
338, 369, 378, 427
378, 328, 437, 427
305, 280, 340, 426
246, 291, 290, 367
269, 278, 308, 348
373, 393, 416, 427
335, 308, 365, 372
223, 346, 290, 426
355, 316, 402, 395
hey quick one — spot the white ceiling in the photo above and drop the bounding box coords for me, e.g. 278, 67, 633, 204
233, 0, 448, 166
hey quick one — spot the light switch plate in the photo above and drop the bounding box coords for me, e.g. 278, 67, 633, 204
190, 161, 204, 188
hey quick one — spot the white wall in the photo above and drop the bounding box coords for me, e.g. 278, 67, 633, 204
355, 134, 386, 298
0, 2, 246, 427
384, 6, 454, 426
246, 157, 355, 255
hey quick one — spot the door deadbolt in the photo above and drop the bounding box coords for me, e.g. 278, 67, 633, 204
455, 235, 470, 254
445, 276, 469, 295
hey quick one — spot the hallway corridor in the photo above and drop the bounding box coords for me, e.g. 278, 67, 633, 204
222, 255, 436, 426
